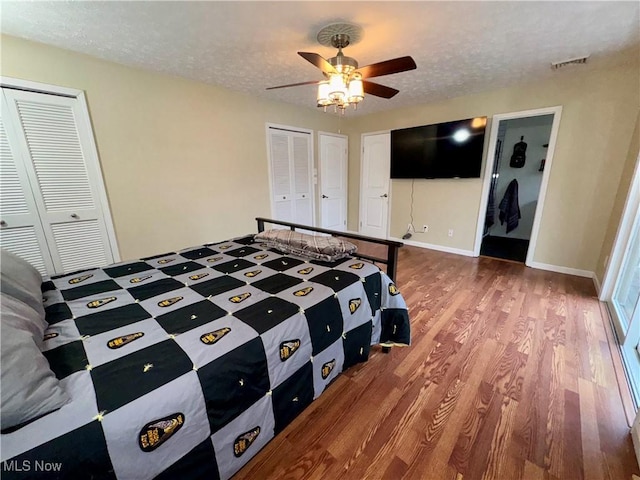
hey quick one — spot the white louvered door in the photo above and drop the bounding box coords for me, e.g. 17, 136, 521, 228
291, 135, 313, 225
0, 96, 54, 276
0, 87, 116, 275
267, 127, 314, 227
269, 131, 294, 223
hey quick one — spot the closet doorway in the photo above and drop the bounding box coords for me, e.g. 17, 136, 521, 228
474, 107, 562, 264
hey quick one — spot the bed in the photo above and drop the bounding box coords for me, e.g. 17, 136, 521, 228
0, 218, 410, 480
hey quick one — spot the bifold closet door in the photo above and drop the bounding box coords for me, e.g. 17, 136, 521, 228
291, 134, 313, 225
0, 100, 54, 275
268, 127, 314, 227
1, 87, 115, 275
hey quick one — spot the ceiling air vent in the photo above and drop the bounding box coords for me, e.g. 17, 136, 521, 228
551, 55, 589, 70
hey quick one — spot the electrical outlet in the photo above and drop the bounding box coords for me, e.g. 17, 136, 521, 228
448, 229, 454, 237
422, 225, 429, 233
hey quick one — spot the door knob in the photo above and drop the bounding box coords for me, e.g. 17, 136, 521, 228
70, 213, 79, 219
0, 220, 6, 227
322, 195, 328, 198
380, 193, 388, 198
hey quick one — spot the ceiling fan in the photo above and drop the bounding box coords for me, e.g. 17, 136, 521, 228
266, 23, 417, 112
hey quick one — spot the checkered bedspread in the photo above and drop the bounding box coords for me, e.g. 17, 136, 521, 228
1, 235, 410, 480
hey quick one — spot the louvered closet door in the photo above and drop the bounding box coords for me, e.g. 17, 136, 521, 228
269, 131, 294, 223
268, 127, 314, 227
291, 134, 313, 225
2, 88, 114, 274
0, 96, 55, 276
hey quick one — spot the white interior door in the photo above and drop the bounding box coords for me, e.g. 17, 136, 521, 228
360, 133, 390, 238
3, 88, 115, 274
0, 96, 54, 276
267, 126, 314, 228
269, 131, 294, 223
292, 135, 313, 225
319, 133, 347, 231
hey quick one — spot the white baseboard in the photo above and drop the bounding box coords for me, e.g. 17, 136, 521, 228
388, 237, 598, 282
527, 261, 593, 278
390, 237, 476, 257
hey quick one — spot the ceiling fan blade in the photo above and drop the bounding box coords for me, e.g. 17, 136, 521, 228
356, 56, 416, 79
298, 52, 337, 75
266, 80, 323, 90
363, 80, 399, 99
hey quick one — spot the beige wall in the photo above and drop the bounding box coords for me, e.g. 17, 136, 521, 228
3, 34, 639, 274
345, 63, 640, 272
596, 110, 640, 283
1, 35, 339, 260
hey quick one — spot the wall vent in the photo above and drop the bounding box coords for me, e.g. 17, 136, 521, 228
551, 55, 589, 70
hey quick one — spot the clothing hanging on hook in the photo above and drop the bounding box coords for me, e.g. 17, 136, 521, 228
499, 179, 521, 233
510, 136, 527, 168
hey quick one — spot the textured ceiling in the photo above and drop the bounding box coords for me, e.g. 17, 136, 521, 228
1, 1, 639, 116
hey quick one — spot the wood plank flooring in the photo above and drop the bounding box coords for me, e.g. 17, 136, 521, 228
235, 245, 639, 480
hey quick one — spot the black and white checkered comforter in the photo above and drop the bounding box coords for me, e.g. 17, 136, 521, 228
1, 235, 410, 480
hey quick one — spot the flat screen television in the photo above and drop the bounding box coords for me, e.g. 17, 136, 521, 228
390, 117, 487, 179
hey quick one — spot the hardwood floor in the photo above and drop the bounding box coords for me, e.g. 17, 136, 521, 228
235, 245, 639, 480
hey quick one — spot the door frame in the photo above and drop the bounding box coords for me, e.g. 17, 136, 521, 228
600, 152, 640, 306
359, 130, 391, 238
0, 75, 121, 263
318, 131, 348, 231
265, 123, 315, 227
473, 106, 563, 266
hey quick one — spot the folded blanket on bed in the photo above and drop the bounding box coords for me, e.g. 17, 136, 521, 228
254, 229, 357, 262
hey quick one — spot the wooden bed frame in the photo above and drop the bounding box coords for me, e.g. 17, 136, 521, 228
255, 217, 403, 282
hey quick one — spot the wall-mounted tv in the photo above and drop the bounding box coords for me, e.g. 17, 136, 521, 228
390, 117, 487, 179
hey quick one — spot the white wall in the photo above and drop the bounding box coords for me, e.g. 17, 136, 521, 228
489, 115, 554, 240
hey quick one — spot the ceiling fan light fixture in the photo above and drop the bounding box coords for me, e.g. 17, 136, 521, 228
317, 73, 364, 112
328, 74, 347, 101
348, 75, 364, 104
317, 82, 332, 106
268, 22, 415, 113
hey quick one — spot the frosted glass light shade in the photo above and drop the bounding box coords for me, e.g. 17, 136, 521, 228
348, 78, 364, 103
317, 82, 331, 105
328, 74, 346, 101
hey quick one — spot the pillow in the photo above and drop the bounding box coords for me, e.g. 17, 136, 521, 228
0, 294, 69, 430
1, 248, 46, 325
255, 229, 357, 262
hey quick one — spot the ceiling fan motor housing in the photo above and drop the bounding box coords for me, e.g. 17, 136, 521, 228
329, 53, 358, 75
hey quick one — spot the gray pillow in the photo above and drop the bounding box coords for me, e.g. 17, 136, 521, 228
1, 249, 46, 326
0, 294, 69, 430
